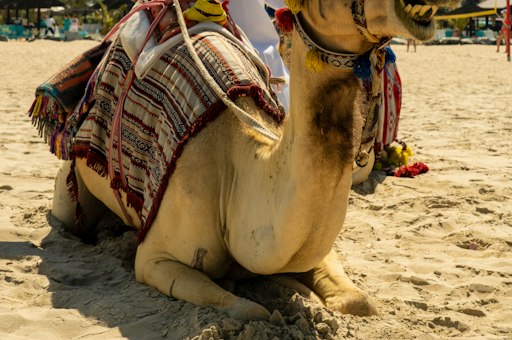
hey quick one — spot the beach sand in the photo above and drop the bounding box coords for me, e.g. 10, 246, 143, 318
0, 39, 511, 339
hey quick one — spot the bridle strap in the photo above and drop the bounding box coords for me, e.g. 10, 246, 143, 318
105, 0, 174, 226
290, 0, 392, 167
352, 0, 382, 44
291, 0, 392, 70
291, 14, 360, 69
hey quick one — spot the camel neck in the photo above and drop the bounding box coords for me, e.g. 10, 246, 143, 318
285, 29, 363, 169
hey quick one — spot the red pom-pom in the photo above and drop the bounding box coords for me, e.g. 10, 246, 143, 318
394, 162, 429, 178
275, 8, 294, 33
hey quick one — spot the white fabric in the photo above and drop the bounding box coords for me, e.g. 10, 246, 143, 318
478, 0, 509, 9
45, 17, 55, 29
120, 0, 291, 111
119, 12, 269, 82
228, 0, 290, 112
264, 0, 285, 9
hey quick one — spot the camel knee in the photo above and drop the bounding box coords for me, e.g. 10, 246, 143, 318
352, 148, 375, 185
51, 160, 106, 240
51, 161, 76, 227
134, 250, 270, 320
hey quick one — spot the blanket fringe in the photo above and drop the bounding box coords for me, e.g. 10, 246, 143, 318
29, 94, 67, 155
228, 84, 285, 124
28, 44, 104, 161
137, 100, 226, 242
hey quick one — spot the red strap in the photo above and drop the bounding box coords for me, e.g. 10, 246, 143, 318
105, 0, 173, 226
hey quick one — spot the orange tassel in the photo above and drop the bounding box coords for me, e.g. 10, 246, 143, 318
285, 0, 304, 14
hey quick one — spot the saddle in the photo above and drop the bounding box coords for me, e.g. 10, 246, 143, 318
29, 0, 285, 242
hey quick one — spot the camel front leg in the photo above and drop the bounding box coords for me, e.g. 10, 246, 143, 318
51, 160, 107, 242
135, 251, 270, 321
298, 249, 379, 316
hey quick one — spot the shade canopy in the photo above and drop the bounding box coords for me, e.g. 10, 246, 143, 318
479, 0, 509, 9
0, 0, 65, 9
92, 0, 134, 9
436, 0, 502, 19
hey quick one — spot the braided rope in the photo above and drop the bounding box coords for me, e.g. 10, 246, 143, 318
173, 0, 281, 142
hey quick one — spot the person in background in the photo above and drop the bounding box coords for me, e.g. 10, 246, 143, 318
64, 15, 70, 32
69, 16, 79, 32
496, 9, 510, 53
44, 15, 56, 37
407, 38, 416, 52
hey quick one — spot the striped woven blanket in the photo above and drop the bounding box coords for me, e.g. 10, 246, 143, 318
72, 31, 284, 240
28, 43, 110, 159
375, 61, 402, 157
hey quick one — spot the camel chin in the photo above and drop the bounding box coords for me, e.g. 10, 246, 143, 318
365, 0, 460, 41
389, 0, 462, 41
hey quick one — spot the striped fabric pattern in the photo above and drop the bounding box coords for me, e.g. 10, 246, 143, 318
375, 61, 402, 157
28, 43, 110, 160
72, 31, 284, 240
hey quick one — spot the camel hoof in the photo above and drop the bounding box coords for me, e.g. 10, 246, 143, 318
223, 298, 271, 321
325, 290, 379, 316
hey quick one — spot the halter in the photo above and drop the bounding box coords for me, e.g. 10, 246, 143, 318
289, 0, 392, 167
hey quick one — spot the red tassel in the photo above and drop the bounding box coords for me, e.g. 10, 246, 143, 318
275, 8, 294, 33
394, 162, 429, 178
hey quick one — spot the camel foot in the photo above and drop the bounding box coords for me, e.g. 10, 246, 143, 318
135, 248, 271, 321
271, 275, 324, 305
297, 249, 379, 316
324, 289, 378, 316
222, 298, 271, 321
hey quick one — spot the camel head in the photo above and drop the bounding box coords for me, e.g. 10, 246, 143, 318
287, 0, 461, 54
365, 0, 462, 41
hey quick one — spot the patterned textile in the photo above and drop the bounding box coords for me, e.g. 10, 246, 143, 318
28, 43, 110, 160
375, 61, 402, 157
72, 31, 284, 241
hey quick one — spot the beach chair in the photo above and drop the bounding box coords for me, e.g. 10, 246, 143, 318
473, 29, 497, 45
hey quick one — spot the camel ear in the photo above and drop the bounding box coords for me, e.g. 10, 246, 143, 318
285, 0, 304, 14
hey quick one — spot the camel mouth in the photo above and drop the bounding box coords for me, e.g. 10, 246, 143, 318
401, 0, 439, 24
394, 0, 438, 40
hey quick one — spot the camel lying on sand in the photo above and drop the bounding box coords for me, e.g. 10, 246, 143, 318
50, 0, 459, 320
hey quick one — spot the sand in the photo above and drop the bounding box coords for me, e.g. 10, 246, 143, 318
0, 39, 511, 339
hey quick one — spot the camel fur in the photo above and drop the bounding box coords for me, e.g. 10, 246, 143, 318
51, 0, 460, 320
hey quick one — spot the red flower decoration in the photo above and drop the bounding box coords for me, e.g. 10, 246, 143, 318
275, 8, 294, 33
394, 162, 429, 178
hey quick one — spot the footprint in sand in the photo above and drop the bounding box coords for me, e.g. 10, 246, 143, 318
429, 316, 469, 332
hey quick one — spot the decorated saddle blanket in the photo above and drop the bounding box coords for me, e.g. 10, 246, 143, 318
30, 20, 284, 241
375, 60, 402, 157
28, 42, 111, 159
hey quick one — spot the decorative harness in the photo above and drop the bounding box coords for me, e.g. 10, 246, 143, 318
287, 0, 392, 167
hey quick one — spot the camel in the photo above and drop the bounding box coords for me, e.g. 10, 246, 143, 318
50, 0, 459, 320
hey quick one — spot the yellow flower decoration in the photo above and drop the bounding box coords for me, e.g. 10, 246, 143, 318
184, 0, 227, 26
285, 0, 304, 14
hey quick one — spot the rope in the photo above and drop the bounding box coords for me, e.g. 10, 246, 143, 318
100, 0, 281, 224
172, 0, 281, 142
106, 0, 174, 226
